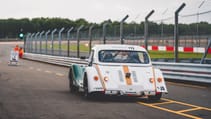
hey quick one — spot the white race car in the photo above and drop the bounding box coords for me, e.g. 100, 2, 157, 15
68, 44, 168, 100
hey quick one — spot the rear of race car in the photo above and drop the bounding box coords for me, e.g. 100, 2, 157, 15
85, 64, 168, 99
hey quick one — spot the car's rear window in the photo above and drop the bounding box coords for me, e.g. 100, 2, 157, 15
98, 50, 150, 64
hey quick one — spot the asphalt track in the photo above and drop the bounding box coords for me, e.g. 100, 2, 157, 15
0, 42, 211, 119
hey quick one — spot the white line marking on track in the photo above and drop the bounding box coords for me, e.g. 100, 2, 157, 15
45, 70, 52, 74
55, 73, 64, 77
37, 68, 42, 71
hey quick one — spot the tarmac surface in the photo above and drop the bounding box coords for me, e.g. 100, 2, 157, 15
0, 42, 211, 119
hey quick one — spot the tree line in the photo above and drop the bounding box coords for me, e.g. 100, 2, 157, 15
0, 17, 210, 38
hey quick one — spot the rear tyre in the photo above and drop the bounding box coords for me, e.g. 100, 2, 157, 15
148, 93, 162, 101
69, 68, 77, 93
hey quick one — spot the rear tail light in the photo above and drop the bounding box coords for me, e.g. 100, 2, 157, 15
93, 76, 98, 81
157, 77, 163, 83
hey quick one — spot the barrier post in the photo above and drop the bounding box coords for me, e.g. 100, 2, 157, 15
67, 27, 74, 57
45, 30, 50, 55
39, 31, 45, 54
89, 25, 94, 54
103, 22, 109, 44
174, 3, 186, 62
76, 25, 84, 58
35, 32, 40, 53
30, 33, 35, 53
58, 27, 65, 56
51, 29, 57, 55
144, 10, 154, 51
120, 15, 129, 44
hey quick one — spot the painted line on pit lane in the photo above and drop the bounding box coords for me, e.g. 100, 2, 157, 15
138, 98, 211, 119
55, 73, 64, 77
28, 66, 65, 77
45, 70, 52, 74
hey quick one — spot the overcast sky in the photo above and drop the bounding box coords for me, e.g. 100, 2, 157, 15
1, 0, 211, 23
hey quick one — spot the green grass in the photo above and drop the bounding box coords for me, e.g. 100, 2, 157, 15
45, 43, 89, 52
41, 43, 211, 59
149, 51, 211, 59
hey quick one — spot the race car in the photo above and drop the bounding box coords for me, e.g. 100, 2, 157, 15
68, 44, 168, 100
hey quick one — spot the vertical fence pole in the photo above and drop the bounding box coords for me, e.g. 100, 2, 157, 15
45, 30, 50, 55
144, 10, 154, 51
58, 27, 65, 56
51, 29, 57, 55
89, 25, 94, 54
39, 31, 45, 54
30, 33, 35, 53
200, 38, 211, 64
26, 33, 31, 53
67, 27, 74, 57
35, 32, 40, 53
174, 3, 186, 62
120, 15, 129, 44
77, 25, 84, 58
103, 22, 109, 44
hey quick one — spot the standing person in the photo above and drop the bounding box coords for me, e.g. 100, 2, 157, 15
19, 47, 24, 58
14, 45, 19, 52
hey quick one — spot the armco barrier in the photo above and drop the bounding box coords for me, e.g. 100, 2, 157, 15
153, 62, 211, 83
23, 53, 211, 84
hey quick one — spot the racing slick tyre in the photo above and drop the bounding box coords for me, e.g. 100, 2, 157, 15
83, 74, 92, 99
68, 68, 77, 93
148, 93, 162, 101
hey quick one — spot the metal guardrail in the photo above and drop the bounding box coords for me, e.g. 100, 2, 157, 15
23, 53, 211, 84
153, 62, 211, 83
23, 53, 88, 67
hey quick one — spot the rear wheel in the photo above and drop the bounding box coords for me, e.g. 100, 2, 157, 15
69, 68, 77, 93
148, 93, 162, 101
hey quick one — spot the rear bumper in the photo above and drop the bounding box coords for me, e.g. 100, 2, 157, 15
90, 85, 167, 96
93, 90, 159, 97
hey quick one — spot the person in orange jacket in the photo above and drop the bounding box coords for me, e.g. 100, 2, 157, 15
19, 47, 24, 58
14, 45, 19, 52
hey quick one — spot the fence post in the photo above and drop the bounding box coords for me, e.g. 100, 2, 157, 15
120, 15, 129, 44
89, 25, 94, 54
45, 30, 51, 55
58, 27, 65, 56
67, 27, 74, 57
144, 10, 154, 51
103, 22, 109, 44
77, 25, 84, 58
35, 32, 40, 53
25, 33, 31, 53
174, 3, 186, 62
51, 29, 57, 55
30, 33, 35, 53
200, 37, 211, 64
39, 31, 45, 54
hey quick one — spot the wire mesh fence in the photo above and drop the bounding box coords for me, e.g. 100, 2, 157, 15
25, 7, 211, 58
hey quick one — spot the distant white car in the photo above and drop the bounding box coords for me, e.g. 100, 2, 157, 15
68, 44, 168, 100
